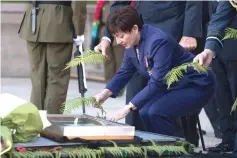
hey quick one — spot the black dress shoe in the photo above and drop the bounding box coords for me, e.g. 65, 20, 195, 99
207, 142, 234, 152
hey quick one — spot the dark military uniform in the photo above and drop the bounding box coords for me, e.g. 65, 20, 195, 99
204, 1, 237, 152
18, 1, 87, 114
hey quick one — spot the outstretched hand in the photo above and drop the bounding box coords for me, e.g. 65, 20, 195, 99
108, 105, 131, 122
108, 103, 137, 122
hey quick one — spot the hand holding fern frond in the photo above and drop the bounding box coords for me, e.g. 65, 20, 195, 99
61, 96, 107, 115
94, 38, 111, 58
193, 49, 215, 67
93, 89, 113, 107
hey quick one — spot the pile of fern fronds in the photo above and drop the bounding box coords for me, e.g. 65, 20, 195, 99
64, 50, 107, 70
8, 140, 195, 158
61, 96, 106, 115
164, 62, 208, 89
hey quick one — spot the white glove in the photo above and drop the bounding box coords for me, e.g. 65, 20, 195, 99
73, 35, 84, 46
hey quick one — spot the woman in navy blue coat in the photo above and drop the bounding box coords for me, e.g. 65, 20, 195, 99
94, 6, 216, 136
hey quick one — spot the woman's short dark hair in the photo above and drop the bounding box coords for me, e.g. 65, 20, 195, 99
106, 6, 143, 35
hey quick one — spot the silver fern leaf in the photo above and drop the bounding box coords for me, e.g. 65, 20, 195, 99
64, 50, 107, 70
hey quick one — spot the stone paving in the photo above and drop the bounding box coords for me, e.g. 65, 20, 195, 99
1, 77, 222, 150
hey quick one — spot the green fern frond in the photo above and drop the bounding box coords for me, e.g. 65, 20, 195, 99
223, 27, 237, 40
164, 62, 208, 89
174, 140, 195, 153
120, 146, 144, 157
101, 142, 144, 158
64, 50, 107, 70
231, 98, 237, 112
62, 148, 102, 158
12, 150, 54, 158
144, 145, 188, 156
61, 96, 106, 114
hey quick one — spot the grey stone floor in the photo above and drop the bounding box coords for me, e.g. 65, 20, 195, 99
1, 77, 221, 149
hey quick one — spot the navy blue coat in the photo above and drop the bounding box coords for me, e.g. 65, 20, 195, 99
205, 1, 236, 54
104, 1, 203, 42
106, 25, 215, 109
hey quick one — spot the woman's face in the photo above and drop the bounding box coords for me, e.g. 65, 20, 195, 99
114, 25, 139, 48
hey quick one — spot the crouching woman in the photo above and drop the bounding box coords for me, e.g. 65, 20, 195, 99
94, 6, 216, 136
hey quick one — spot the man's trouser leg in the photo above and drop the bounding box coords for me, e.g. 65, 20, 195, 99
104, 44, 124, 83
44, 43, 73, 114
27, 41, 47, 110
125, 72, 148, 131
212, 56, 236, 145
204, 96, 221, 138
27, 41, 73, 114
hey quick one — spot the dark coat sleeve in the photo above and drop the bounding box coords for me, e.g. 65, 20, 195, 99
205, 1, 236, 53
102, 1, 131, 41
105, 49, 136, 97
183, 1, 203, 38
131, 39, 174, 109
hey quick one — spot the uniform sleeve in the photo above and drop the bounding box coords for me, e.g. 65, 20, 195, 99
205, 1, 235, 53
105, 49, 136, 97
131, 39, 174, 109
183, 1, 202, 38
102, 1, 131, 41
72, 1, 87, 36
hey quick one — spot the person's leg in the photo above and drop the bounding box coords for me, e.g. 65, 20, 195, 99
104, 46, 116, 83
139, 103, 153, 131
138, 92, 166, 131
227, 60, 237, 154
211, 57, 235, 147
44, 43, 73, 114
204, 97, 222, 138
125, 72, 148, 131
233, 133, 237, 157
185, 113, 200, 146
147, 85, 215, 136
104, 42, 124, 83
27, 41, 47, 110
111, 44, 125, 96
227, 60, 237, 122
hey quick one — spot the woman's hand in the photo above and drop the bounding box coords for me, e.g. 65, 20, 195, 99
93, 89, 112, 108
108, 103, 137, 122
